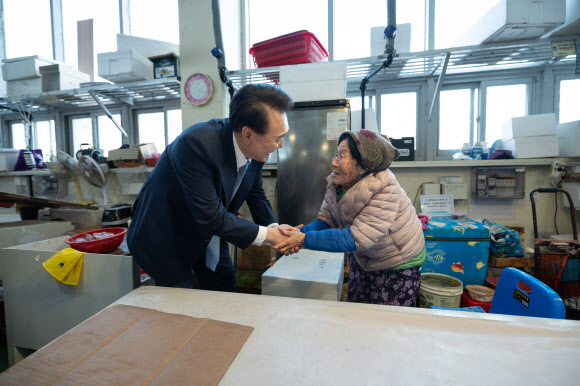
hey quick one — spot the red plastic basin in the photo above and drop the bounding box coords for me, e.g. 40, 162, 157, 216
65, 227, 127, 254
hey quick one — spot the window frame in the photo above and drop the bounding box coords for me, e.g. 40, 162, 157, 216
133, 105, 182, 150
554, 73, 580, 124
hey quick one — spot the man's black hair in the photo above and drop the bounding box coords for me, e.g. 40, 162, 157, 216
229, 84, 294, 135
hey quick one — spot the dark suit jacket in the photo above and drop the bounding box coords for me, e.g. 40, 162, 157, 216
127, 118, 276, 286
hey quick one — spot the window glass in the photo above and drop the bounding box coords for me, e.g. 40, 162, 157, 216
349, 96, 375, 111
62, 0, 119, 77
334, 0, 424, 60
435, 0, 500, 49
485, 84, 527, 144
130, 0, 179, 44
138, 111, 165, 152
167, 109, 182, 146
4, 0, 53, 58
559, 79, 580, 124
11, 122, 28, 149
439, 89, 476, 150
381, 92, 416, 141
34, 120, 56, 161
97, 115, 123, 156
248, 0, 327, 67
72, 117, 93, 156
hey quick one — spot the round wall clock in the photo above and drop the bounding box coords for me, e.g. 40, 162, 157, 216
184, 73, 214, 106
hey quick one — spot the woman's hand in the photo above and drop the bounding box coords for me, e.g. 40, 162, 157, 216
278, 223, 304, 232
274, 229, 305, 255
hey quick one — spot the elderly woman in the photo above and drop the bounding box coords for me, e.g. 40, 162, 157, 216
275, 130, 426, 306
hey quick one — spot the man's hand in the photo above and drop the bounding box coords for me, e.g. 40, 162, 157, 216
274, 229, 305, 256
265, 227, 288, 246
278, 224, 304, 233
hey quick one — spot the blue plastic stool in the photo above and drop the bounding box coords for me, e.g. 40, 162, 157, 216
489, 267, 565, 319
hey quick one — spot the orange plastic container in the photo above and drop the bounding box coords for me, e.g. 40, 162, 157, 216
460, 291, 491, 312
249, 30, 328, 68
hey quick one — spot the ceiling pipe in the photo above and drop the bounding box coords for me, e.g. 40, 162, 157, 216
360, 0, 396, 130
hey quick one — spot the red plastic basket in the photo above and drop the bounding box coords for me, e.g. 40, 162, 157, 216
249, 30, 328, 68
65, 227, 127, 254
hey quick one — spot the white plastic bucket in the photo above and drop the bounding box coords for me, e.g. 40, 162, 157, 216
418, 273, 463, 308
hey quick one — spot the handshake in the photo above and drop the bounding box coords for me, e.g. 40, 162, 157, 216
265, 224, 305, 256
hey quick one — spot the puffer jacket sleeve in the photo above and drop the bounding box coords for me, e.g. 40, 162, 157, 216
349, 180, 398, 251
318, 185, 338, 228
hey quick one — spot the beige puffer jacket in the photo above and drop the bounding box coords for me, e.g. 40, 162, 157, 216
318, 169, 425, 271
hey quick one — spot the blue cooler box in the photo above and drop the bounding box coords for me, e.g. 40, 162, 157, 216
423, 217, 491, 286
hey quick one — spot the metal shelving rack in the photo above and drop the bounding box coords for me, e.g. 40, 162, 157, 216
0, 78, 181, 115
226, 35, 579, 87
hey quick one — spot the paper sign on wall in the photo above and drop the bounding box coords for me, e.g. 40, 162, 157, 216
420, 195, 454, 216
327, 112, 348, 140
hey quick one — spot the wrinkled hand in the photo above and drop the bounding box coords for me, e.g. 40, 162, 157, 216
274, 229, 305, 256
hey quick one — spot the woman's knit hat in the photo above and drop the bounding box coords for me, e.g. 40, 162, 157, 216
339, 129, 400, 172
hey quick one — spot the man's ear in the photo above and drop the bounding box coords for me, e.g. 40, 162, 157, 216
241, 126, 253, 143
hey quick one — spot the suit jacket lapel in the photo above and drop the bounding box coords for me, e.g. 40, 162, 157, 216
222, 123, 237, 208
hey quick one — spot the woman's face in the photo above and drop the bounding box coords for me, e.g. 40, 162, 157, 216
331, 140, 366, 189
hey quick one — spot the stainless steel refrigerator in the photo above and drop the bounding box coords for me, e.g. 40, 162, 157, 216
277, 100, 350, 226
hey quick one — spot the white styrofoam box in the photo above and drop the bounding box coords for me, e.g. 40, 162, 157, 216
39, 64, 90, 92
556, 120, 580, 157
454, 0, 565, 46
262, 249, 344, 301
279, 62, 347, 83
49, 207, 105, 228
351, 108, 379, 132
117, 34, 180, 58
0, 149, 21, 172
6, 78, 42, 97
97, 49, 153, 83
561, 182, 580, 209
502, 113, 557, 141
371, 23, 411, 56
2, 55, 58, 81
502, 134, 559, 158
546, 0, 580, 37
280, 80, 346, 102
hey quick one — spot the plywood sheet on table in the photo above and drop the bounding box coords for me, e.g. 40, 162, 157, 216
0, 304, 253, 385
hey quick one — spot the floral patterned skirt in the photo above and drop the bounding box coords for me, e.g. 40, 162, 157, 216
347, 253, 421, 307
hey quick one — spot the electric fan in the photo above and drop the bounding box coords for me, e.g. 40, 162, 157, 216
78, 155, 110, 205
47, 150, 94, 205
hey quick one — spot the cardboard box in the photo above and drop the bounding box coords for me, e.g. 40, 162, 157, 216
261, 249, 344, 301
39, 64, 90, 92
149, 53, 180, 80
107, 148, 143, 167
97, 49, 153, 83
502, 134, 559, 158
556, 120, 580, 157
2, 55, 58, 81
389, 137, 415, 161
136, 143, 158, 159
237, 244, 274, 271
502, 113, 557, 141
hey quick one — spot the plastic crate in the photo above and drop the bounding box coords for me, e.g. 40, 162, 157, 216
249, 30, 328, 68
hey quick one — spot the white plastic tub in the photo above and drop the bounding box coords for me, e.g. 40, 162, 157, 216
1, 55, 58, 81
0, 149, 22, 172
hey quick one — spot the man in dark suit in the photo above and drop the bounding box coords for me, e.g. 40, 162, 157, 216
127, 84, 294, 291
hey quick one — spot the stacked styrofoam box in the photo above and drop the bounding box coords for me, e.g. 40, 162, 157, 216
116, 34, 180, 58
0, 149, 21, 172
261, 249, 344, 301
556, 120, 580, 157
279, 62, 347, 102
502, 113, 559, 158
2, 55, 58, 96
97, 49, 153, 83
39, 64, 90, 92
